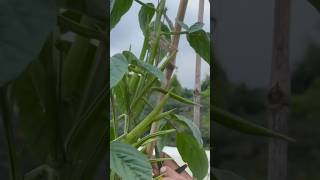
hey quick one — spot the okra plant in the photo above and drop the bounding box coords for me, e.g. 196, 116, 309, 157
110, 0, 209, 179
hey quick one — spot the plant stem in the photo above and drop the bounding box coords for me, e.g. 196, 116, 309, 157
124, 114, 129, 134
125, 90, 171, 144
110, 91, 118, 138
147, 0, 166, 65
161, 31, 188, 35
139, 37, 149, 61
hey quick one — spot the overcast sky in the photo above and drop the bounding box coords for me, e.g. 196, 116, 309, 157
111, 0, 211, 88
214, 0, 320, 88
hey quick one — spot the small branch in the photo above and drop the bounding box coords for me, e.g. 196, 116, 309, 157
161, 31, 188, 35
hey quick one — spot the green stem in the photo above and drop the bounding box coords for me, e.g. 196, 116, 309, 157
147, 0, 166, 65
161, 31, 188, 35
110, 91, 118, 138
125, 90, 171, 144
124, 115, 129, 134
139, 37, 149, 61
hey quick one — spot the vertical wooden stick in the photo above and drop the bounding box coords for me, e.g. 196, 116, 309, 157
147, 0, 189, 157
267, 0, 291, 179
193, 0, 205, 127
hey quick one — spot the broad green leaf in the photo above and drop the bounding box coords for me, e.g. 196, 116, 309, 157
150, 21, 171, 40
110, 0, 133, 29
0, 0, 56, 86
122, 50, 140, 62
176, 133, 208, 180
212, 168, 246, 180
212, 106, 295, 142
309, 0, 320, 12
189, 22, 204, 33
110, 141, 152, 180
172, 115, 203, 146
123, 51, 164, 81
176, 19, 189, 30
110, 54, 129, 88
187, 29, 210, 65
138, 62, 164, 81
139, 3, 155, 35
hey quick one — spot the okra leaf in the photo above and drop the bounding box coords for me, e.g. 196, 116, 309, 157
110, 0, 133, 29
139, 3, 155, 36
110, 141, 152, 180
212, 106, 295, 142
176, 132, 208, 180
212, 168, 246, 180
187, 29, 210, 65
172, 115, 203, 146
0, 0, 56, 86
138, 62, 164, 81
110, 54, 129, 88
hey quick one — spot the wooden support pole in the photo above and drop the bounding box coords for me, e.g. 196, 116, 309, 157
147, 0, 189, 157
267, 0, 291, 179
193, 0, 205, 127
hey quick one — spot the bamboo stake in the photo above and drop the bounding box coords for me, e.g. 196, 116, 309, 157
267, 0, 291, 179
146, 0, 189, 157
193, 0, 205, 127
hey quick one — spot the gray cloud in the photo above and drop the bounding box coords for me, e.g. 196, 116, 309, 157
214, 0, 320, 88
